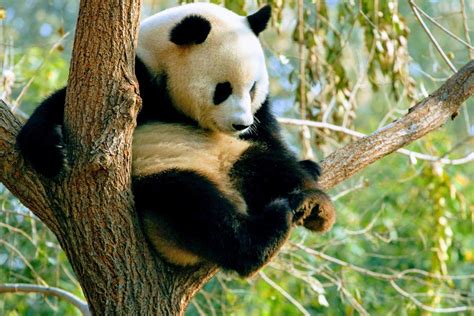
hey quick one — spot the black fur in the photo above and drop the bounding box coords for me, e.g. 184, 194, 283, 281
213, 81, 232, 105
169, 15, 212, 45
240, 99, 285, 150
299, 159, 322, 179
230, 143, 314, 213
247, 5, 271, 36
133, 170, 303, 276
16, 88, 67, 178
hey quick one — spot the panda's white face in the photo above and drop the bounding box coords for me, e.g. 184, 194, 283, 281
137, 3, 270, 134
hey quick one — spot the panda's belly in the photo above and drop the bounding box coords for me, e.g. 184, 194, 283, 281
132, 123, 249, 200
132, 122, 251, 265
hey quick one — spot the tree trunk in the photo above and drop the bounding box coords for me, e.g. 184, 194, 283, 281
4, 0, 219, 314
0, 0, 473, 313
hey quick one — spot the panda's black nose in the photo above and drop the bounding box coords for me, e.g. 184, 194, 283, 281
232, 124, 250, 131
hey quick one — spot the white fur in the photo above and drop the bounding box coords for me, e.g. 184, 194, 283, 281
137, 3, 269, 134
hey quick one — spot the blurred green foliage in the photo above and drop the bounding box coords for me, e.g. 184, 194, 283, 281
1, 0, 473, 315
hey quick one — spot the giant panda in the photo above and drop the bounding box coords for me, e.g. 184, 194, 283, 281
17, 3, 335, 276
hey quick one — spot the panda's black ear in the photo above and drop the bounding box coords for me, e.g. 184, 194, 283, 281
247, 5, 271, 36
170, 15, 212, 45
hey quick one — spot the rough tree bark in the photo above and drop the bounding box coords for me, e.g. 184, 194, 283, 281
4, 0, 216, 314
0, 0, 473, 313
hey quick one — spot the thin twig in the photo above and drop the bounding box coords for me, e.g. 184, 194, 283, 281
293, 242, 395, 280
344, 208, 382, 236
396, 268, 474, 281
390, 280, 474, 313
411, 2, 474, 50
1, 98, 28, 120
407, 0, 457, 72
0, 283, 90, 316
0, 240, 46, 285
320, 270, 369, 316
460, 0, 474, 60
0, 208, 36, 220
278, 117, 366, 137
292, 242, 474, 282
259, 271, 311, 316
331, 178, 366, 201
12, 32, 69, 111
0, 222, 35, 244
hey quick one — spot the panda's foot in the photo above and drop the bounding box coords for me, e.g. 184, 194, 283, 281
18, 124, 67, 178
288, 189, 336, 232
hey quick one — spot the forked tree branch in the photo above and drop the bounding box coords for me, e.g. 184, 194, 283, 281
0, 103, 57, 231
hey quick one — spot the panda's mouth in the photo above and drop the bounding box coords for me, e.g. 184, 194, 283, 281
223, 124, 251, 136
236, 125, 255, 137
221, 127, 249, 136
206, 115, 254, 136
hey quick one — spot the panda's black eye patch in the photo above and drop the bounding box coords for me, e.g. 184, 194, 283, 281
213, 82, 232, 105
250, 81, 257, 100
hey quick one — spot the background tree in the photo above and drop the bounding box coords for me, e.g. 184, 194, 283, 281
1, 0, 473, 315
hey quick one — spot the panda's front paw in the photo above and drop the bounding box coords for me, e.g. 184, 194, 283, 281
299, 159, 321, 179
301, 189, 335, 232
286, 189, 336, 232
18, 125, 67, 178
286, 190, 314, 224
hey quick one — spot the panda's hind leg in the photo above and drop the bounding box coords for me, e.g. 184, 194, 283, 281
17, 87, 67, 178
132, 170, 295, 277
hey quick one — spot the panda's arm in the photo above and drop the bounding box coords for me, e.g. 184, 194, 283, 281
17, 87, 67, 178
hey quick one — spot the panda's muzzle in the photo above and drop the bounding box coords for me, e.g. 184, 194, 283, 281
218, 94, 254, 133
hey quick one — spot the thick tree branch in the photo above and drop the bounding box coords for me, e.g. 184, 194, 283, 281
318, 59, 474, 190
278, 117, 474, 165
0, 283, 90, 316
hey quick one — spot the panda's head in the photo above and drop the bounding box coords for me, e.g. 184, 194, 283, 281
137, 3, 271, 134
